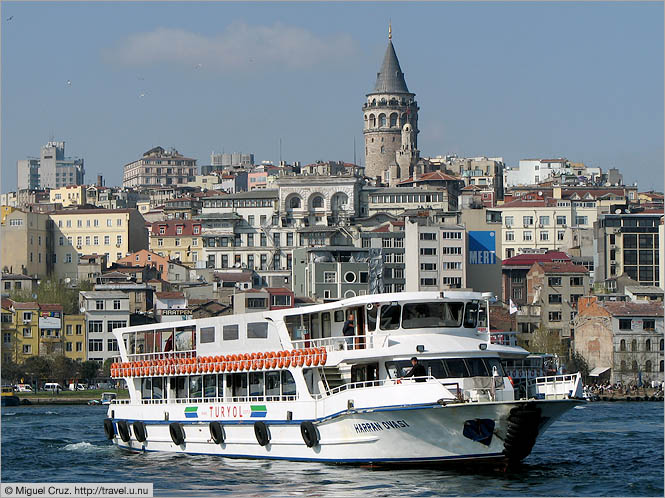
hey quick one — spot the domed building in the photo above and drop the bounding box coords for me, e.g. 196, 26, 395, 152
363, 27, 420, 185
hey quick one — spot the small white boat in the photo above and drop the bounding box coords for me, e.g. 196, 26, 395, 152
89, 392, 117, 406
103, 291, 583, 465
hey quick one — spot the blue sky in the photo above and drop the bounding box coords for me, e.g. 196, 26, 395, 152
2, 2, 663, 191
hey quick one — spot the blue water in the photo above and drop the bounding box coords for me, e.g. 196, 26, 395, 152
1, 402, 663, 496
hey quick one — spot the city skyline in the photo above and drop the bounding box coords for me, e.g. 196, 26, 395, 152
2, 2, 663, 192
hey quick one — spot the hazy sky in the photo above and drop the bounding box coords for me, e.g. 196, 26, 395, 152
2, 2, 663, 192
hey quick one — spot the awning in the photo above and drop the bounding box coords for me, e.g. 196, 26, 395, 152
589, 366, 611, 377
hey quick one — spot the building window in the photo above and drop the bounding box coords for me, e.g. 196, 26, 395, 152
23, 344, 32, 354
522, 216, 533, 226
539, 231, 549, 241
548, 311, 561, 322
419, 248, 436, 256
420, 278, 437, 286
523, 231, 532, 241
556, 216, 566, 225
65, 342, 72, 352
324, 272, 337, 283
643, 319, 655, 331
505, 231, 514, 241
504, 216, 514, 227
113, 299, 121, 310
23, 327, 31, 338
419, 232, 437, 241
620, 339, 626, 352
539, 216, 550, 226
548, 277, 561, 287
88, 339, 103, 352
107, 339, 119, 351
570, 276, 583, 286
88, 321, 103, 333
23, 312, 33, 322
76, 341, 82, 352
548, 294, 562, 304
271, 295, 292, 307
619, 319, 632, 330
76, 324, 82, 335
574, 216, 588, 226
631, 339, 637, 352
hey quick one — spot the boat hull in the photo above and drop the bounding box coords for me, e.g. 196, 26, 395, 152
107, 398, 580, 464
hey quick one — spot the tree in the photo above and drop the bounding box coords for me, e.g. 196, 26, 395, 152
102, 357, 114, 378
80, 361, 100, 385
51, 355, 79, 387
10, 277, 91, 315
566, 350, 590, 382
23, 356, 53, 388
519, 326, 566, 357
1, 359, 26, 384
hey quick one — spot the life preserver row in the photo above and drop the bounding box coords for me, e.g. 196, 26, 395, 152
508, 369, 543, 378
109, 348, 328, 378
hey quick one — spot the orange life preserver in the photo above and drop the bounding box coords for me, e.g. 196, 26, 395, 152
277, 357, 285, 368
284, 356, 291, 368
243, 359, 251, 370
320, 348, 327, 366
297, 351, 305, 367
215, 364, 221, 373
268, 357, 275, 369
305, 352, 313, 367
313, 350, 320, 366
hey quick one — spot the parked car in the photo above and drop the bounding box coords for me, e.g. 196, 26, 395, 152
68, 383, 86, 391
44, 383, 63, 393
15, 384, 33, 392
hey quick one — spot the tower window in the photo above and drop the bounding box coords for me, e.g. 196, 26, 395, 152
381, 146, 385, 154
379, 114, 386, 127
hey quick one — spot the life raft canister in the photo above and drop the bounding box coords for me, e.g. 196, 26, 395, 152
169, 422, 185, 446
254, 421, 270, 446
300, 421, 320, 448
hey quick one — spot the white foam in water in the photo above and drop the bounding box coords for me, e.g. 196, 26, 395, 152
63, 441, 98, 452
44, 411, 59, 415
574, 405, 587, 409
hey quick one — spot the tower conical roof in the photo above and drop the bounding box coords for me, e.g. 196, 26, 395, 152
371, 41, 410, 94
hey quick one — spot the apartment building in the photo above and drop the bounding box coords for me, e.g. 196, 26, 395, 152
594, 211, 663, 287
575, 297, 664, 384
49, 185, 87, 207
63, 314, 86, 362
526, 261, 590, 346
498, 198, 598, 259
17, 141, 85, 190
1, 273, 38, 294
79, 291, 130, 364
404, 218, 467, 291
149, 220, 202, 266
49, 208, 148, 280
359, 220, 406, 294
0, 209, 53, 277
364, 187, 455, 217
502, 251, 572, 306
122, 146, 197, 188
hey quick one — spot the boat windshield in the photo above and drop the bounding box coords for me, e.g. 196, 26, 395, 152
386, 358, 505, 379
401, 302, 465, 329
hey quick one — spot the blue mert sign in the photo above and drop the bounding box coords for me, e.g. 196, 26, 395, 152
468, 231, 496, 265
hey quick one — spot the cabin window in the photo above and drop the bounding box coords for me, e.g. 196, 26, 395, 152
175, 377, 188, 399
351, 363, 379, 383
232, 373, 248, 398
189, 375, 203, 398
204, 375, 216, 398
379, 304, 401, 330
334, 310, 345, 322
249, 372, 265, 397
463, 302, 479, 328
247, 322, 268, 339
367, 305, 378, 331
141, 378, 152, 399
200, 327, 215, 343
321, 312, 331, 337
217, 374, 225, 397
282, 371, 296, 397
266, 371, 280, 398
401, 302, 464, 329
223, 325, 239, 341
445, 359, 469, 378
152, 377, 163, 400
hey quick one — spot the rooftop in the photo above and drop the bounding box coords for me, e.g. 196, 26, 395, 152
602, 301, 664, 317
503, 251, 571, 267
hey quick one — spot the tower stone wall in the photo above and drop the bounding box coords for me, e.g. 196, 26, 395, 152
363, 37, 419, 182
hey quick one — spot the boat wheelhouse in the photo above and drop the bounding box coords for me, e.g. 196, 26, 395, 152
104, 291, 582, 465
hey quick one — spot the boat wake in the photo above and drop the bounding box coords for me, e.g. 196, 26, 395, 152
63, 441, 107, 453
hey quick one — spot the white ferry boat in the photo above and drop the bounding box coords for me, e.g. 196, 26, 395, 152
104, 291, 583, 465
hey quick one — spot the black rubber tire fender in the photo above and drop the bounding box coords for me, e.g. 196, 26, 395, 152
300, 421, 320, 448
169, 422, 185, 446
117, 420, 131, 443
103, 418, 115, 440
133, 421, 147, 443
210, 421, 225, 444
254, 421, 270, 447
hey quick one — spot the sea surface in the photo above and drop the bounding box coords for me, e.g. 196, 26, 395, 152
1, 402, 663, 497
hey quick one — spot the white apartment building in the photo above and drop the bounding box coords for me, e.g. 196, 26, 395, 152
404, 218, 467, 291
505, 158, 602, 187
498, 198, 600, 260
79, 291, 130, 364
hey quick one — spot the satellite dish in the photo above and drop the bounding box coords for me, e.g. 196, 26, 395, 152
80, 307, 86, 313
538, 191, 543, 196
615, 209, 621, 214
64, 277, 71, 284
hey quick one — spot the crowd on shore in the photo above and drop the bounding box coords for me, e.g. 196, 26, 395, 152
585, 380, 664, 397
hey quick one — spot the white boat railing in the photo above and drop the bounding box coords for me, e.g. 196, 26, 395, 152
527, 372, 583, 399
290, 334, 384, 352
125, 350, 198, 363
312, 376, 460, 400
137, 395, 298, 405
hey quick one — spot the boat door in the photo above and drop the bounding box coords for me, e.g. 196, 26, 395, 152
355, 307, 365, 349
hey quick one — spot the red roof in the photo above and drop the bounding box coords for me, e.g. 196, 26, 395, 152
371, 220, 405, 232
1, 298, 14, 310
503, 251, 571, 267
155, 292, 185, 300
601, 301, 663, 317
11, 301, 39, 310
150, 220, 202, 237
398, 171, 461, 184
40, 303, 63, 311
533, 261, 588, 274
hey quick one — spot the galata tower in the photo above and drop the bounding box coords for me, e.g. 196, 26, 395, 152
363, 26, 419, 183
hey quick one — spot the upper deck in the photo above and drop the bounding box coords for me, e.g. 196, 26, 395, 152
112, 291, 505, 364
